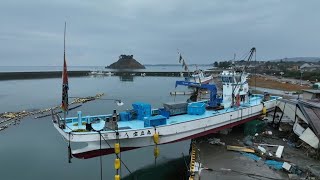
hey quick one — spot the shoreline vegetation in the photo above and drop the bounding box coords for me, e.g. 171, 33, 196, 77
248, 75, 310, 91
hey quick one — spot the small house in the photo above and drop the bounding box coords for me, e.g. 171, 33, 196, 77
313, 83, 320, 89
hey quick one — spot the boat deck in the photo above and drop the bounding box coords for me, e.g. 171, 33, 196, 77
62, 95, 270, 133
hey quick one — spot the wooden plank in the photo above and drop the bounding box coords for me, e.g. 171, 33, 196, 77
275, 145, 284, 158
226, 145, 255, 153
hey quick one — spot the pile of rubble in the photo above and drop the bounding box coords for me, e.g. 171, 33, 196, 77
0, 93, 104, 131
204, 121, 320, 179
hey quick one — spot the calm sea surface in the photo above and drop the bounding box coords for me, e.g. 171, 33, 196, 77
0, 75, 193, 180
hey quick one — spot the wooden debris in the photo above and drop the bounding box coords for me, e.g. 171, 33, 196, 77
0, 93, 104, 131
226, 145, 255, 153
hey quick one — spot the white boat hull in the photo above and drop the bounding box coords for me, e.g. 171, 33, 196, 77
189, 75, 213, 84
54, 99, 277, 159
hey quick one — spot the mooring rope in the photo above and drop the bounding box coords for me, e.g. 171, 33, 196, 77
98, 131, 132, 174
99, 131, 103, 180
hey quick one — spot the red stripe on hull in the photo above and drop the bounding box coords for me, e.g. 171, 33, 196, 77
72, 147, 139, 159
72, 115, 261, 159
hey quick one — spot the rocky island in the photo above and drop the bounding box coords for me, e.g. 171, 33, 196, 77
107, 55, 145, 69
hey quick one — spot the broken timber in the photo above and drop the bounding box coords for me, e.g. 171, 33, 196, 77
0, 93, 104, 131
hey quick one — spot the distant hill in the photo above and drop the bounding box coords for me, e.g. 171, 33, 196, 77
270, 57, 320, 62
107, 55, 145, 69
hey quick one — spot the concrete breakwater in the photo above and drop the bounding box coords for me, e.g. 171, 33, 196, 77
0, 71, 90, 80
0, 70, 217, 80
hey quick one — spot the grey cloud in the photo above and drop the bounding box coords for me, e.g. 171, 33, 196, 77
0, 0, 319, 66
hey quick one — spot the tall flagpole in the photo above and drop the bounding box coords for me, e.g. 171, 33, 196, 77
64, 22, 67, 122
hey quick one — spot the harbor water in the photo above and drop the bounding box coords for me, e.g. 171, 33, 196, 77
0, 75, 192, 179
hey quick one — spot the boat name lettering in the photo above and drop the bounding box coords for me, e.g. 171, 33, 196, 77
140, 131, 145, 136
133, 131, 138, 137
147, 130, 151, 135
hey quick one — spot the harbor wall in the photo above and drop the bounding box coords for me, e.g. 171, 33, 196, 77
0, 71, 220, 81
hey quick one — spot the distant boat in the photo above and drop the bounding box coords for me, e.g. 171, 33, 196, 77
186, 69, 213, 84
106, 72, 114, 76
89, 71, 105, 76
89, 71, 114, 76
177, 52, 213, 84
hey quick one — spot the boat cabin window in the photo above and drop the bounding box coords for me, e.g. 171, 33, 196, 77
221, 76, 229, 83
221, 76, 234, 83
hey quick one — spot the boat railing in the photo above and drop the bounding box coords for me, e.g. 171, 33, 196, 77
65, 114, 112, 125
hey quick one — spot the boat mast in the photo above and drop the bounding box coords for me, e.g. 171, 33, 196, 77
63, 22, 67, 121
230, 48, 256, 106
231, 53, 236, 107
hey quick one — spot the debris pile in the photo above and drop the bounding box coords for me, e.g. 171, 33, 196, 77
71, 93, 104, 104
242, 124, 319, 179
0, 93, 104, 131
202, 119, 320, 179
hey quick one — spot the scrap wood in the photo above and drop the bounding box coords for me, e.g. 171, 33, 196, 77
70, 93, 104, 104
0, 93, 104, 131
257, 143, 279, 147
34, 104, 82, 119
227, 145, 255, 153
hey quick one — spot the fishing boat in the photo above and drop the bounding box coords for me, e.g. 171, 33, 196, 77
187, 69, 213, 84
52, 50, 282, 159
178, 52, 213, 84
89, 71, 114, 76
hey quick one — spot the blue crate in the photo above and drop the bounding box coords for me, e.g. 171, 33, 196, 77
132, 102, 151, 120
158, 108, 170, 119
188, 102, 206, 115
119, 111, 130, 121
144, 115, 167, 127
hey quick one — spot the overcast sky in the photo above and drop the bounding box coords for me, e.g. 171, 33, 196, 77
0, 0, 319, 66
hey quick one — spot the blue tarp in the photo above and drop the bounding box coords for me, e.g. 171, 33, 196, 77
265, 160, 284, 170
241, 153, 261, 161
241, 153, 284, 170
